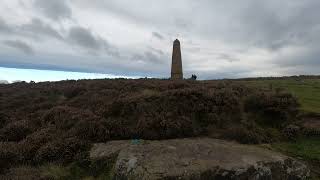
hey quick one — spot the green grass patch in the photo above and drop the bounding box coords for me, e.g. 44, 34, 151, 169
40, 158, 116, 180
272, 137, 320, 162
272, 137, 320, 179
239, 79, 320, 113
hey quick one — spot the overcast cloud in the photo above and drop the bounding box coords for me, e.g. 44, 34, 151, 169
3, 40, 34, 55
0, 0, 320, 79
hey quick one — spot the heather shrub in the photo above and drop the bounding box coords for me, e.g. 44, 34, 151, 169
63, 86, 86, 99
0, 142, 19, 172
35, 138, 90, 164
0, 113, 9, 128
67, 118, 110, 142
223, 126, 269, 144
282, 125, 309, 143
302, 128, 320, 137
0, 79, 302, 168
244, 91, 299, 127
0, 120, 33, 142
41, 106, 97, 130
18, 128, 56, 163
264, 128, 282, 142
104, 87, 241, 139
0, 166, 44, 180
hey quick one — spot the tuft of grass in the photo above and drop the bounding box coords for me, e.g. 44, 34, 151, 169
40, 158, 116, 180
41, 164, 72, 179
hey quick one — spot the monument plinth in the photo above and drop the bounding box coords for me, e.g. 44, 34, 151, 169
171, 39, 183, 80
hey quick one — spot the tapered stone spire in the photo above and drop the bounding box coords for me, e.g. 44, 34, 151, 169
171, 39, 183, 79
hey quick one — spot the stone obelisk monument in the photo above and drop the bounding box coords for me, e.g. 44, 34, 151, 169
171, 39, 183, 79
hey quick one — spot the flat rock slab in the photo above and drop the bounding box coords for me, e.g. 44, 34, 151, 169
91, 140, 131, 160
90, 138, 310, 180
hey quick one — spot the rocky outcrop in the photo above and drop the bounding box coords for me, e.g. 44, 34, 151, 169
90, 138, 310, 180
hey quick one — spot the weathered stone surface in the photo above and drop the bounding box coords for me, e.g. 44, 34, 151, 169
90, 138, 310, 180
90, 140, 131, 160
171, 39, 183, 80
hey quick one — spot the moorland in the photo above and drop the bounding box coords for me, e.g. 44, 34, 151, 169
0, 76, 319, 179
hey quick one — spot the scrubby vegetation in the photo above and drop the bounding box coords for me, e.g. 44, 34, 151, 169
236, 76, 320, 113
0, 78, 316, 178
272, 137, 320, 178
273, 137, 320, 162
235, 76, 320, 178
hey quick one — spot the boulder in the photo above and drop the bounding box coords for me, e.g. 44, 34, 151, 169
90, 140, 131, 160
90, 138, 310, 180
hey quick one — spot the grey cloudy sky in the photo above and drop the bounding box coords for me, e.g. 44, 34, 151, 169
0, 0, 320, 79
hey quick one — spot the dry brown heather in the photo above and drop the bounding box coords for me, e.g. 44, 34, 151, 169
0, 79, 299, 170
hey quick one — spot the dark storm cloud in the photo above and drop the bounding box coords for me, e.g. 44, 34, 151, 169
0, 18, 62, 41
34, 0, 72, 20
19, 18, 63, 40
216, 53, 239, 63
144, 51, 167, 64
174, 18, 191, 30
237, 1, 320, 50
0, 18, 11, 33
0, 16, 118, 57
3, 40, 34, 55
152, 32, 164, 40
149, 47, 165, 55
132, 51, 167, 65
67, 26, 119, 56
273, 48, 320, 68
68, 27, 103, 49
